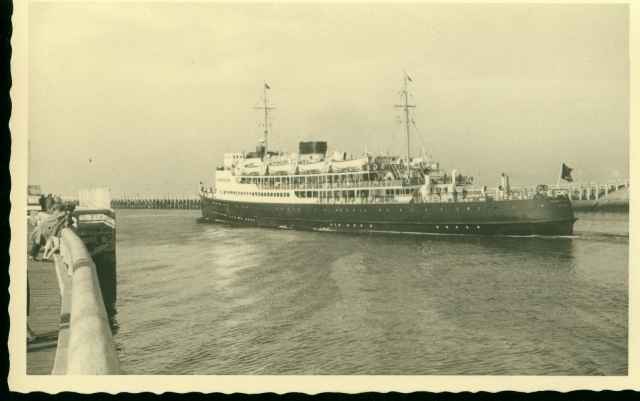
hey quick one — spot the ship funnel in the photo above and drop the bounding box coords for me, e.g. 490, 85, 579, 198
299, 141, 328, 155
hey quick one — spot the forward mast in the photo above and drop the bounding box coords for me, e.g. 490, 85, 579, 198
254, 82, 275, 160
395, 73, 416, 165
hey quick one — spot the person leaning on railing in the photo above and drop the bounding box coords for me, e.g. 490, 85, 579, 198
27, 202, 65, 342
28, 202, 75, 261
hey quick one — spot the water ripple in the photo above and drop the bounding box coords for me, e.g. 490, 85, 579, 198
113, 209, 628, 375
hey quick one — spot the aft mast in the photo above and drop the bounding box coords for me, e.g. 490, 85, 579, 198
395, 73, 416, 165
255, 82, 275, 159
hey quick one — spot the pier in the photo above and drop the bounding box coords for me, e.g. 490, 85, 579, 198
531, 179, 629, 212
111, 194, 200, 209
27, 189, 119, 374
547, 179, 629, 201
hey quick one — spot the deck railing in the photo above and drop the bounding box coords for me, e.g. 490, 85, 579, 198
86, 179, 630, 208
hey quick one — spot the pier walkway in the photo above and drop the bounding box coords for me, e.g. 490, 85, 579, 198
27, 258, 61, 375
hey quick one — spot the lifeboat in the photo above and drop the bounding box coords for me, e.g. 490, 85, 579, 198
297, 160, 328, 174
330, 157, 369, 173
239, 158, 266, 176
268, 159, 296, 175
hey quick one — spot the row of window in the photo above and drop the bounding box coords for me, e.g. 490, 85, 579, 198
327, 222, 483, 231
222, 189, 416, 198
227, 215, 256, 223
222, 190, 291, 198
296, 188, 414, 197
221, 217, 485, 232
213, 203, 548, 214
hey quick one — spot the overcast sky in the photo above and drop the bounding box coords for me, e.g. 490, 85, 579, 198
28, 2, 628, 196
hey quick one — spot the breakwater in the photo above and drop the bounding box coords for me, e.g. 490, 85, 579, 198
111, 196, 200, 210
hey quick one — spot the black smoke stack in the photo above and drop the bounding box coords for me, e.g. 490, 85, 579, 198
299, 141, 328, 155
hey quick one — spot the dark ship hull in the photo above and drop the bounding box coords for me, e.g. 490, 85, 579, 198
200, 196, 576, 236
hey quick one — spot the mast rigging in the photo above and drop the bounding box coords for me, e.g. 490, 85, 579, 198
395, 74, 416, 165
254, 82, 275, 159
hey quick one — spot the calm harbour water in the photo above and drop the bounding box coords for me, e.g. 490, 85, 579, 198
113, 210, 628, 375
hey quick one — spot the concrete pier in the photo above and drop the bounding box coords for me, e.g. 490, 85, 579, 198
27, 189, 119, 375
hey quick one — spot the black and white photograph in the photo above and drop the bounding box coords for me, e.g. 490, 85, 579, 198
8, 0, 636, 393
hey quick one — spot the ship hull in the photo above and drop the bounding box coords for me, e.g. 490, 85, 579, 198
200, 197, 576, 236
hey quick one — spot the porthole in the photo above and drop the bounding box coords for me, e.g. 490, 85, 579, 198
445, 225, 449, 229
465, 225, 469, 230
369, 224, 373, 228
455, 225, 459, 229
476, 225, 481, 229
436, 225, 439, 230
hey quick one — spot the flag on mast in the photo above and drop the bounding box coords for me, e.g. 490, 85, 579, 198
406, 73, 413, 82
264, 82, 271, 90
561, 163, 574, 182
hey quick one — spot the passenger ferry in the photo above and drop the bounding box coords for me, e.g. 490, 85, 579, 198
200, 78, 576, 236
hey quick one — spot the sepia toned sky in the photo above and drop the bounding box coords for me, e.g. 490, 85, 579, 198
28, 2, 629, 196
